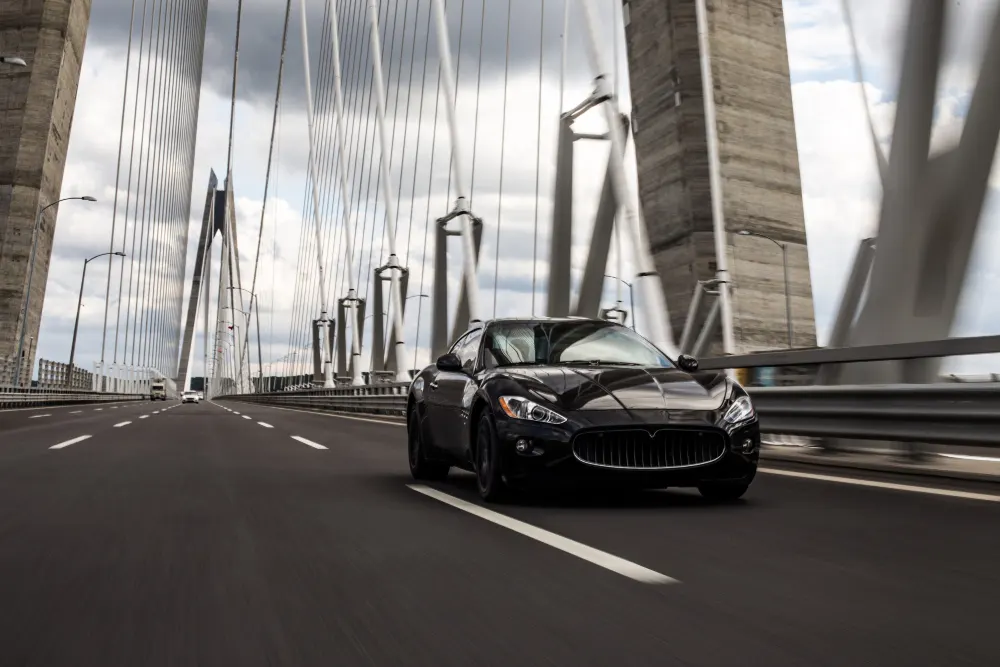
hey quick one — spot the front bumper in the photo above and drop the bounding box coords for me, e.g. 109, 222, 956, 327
496, 417, 759, 490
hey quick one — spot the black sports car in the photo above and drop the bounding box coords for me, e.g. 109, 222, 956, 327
406, 317, 759, 502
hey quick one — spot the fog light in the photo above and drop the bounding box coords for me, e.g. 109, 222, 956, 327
741, 438, 756, 454
515, 438, 530, 453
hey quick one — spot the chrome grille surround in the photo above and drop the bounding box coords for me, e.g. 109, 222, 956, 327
572, 428, 727, 470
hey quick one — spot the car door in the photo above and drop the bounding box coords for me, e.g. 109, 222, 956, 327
435, 329, 483, 456
426, 332, 471, 448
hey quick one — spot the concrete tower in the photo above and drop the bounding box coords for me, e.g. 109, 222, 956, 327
0, 0, 92, 382
623, 0, 816, 354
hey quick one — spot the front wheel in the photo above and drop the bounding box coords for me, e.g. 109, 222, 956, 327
408, 411, 449, 481
697, 482, 750, 502
475, 411, 508, 503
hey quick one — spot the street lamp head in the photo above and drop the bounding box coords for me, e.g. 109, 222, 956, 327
81, 196, 97, 202
114, 252, 126, 257
2, 56, 27, 67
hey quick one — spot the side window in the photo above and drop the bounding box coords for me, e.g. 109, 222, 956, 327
457, 330, 482, 373
449, 333, 471, 356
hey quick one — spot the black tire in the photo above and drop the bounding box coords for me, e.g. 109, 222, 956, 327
408, 410, 449, 481
697, 482, 750, 502
475, 410, 508, 503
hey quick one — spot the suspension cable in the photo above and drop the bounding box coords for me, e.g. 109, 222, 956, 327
112, 0, 151, 365
413, 0, 445, 370
492, 0, 512, 317
100, 0, 139, 373
467, 0, 486, 209
530, 0, 546, 316
244, 0, 293, 392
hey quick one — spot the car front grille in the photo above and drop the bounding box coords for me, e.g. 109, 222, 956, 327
572, 429, 726, 470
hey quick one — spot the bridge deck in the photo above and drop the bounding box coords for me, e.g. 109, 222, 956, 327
0, 400, 995, 665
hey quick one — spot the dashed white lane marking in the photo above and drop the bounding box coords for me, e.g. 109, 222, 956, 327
240, 403, 404, 427
69, 411, 82, 414
233, 411, 241, 415
408, 484, 677, 585
258, 422, 273, 428
759, 468, 1000, 503
29, 414, 51, 419
152, 411, 160, 414
139, 415, 149, 419
113, 421, 131, 428
50, 435, 91, 450
111, 407, 118, 409
291, 435, 327, 450
242, 415, 251, 420
94, 408, 103, 412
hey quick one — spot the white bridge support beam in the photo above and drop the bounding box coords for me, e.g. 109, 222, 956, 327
431, 219, 483, 359
833, 0, 1000, 386
547, 109, 630, 320
579, 0, 678, 358
365, 0, 412, 384
430, 0, 483, 332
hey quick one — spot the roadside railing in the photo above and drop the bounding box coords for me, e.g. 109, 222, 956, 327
217, 383, 409, 417
0, 386, 144, 410
214, 381, 1000, 448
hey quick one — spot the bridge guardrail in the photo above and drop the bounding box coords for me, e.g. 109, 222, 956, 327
216, 382, 1000, 448
0, 386, 144, 410
218, 384, 409, 417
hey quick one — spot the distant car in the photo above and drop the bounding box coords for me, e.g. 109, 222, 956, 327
181, 391, 200, 404
406, 317, 760, 502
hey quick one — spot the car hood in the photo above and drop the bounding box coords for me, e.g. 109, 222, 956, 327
500, 365, 730, 412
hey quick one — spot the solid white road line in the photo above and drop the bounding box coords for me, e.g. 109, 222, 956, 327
408, 485, 677, 585
258, 422, 273, 428
29, 414, 51, 419
113, 421, 131, 428
50, 435, 91, 450
939, 453, 1000, 463
291, 435, 327, 450
242, 415, 251, 420
759, 468, 1000, 503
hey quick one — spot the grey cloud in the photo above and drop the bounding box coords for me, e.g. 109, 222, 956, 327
91, 0, 605, 108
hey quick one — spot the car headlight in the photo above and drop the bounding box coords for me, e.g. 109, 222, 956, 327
722, 395, 755, 424
498, 396, 567, 425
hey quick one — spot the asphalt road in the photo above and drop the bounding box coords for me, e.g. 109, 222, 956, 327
0, 399, 997, 666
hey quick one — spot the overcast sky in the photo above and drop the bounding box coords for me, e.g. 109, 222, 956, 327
36, 0, 1000, 383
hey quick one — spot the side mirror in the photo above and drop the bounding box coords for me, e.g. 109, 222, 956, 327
436, 352, 463, 372
677, 354, 699, 372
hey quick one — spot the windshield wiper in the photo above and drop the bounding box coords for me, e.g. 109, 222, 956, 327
562, 360, 643, 366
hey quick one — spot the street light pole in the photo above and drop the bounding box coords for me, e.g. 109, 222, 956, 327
14, 195, 97, 386
67, 251, 126, 387
737, 230, 792, 348
604, 275, 636, 330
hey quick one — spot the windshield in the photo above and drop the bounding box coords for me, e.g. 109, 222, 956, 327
483, 320, 673, 368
